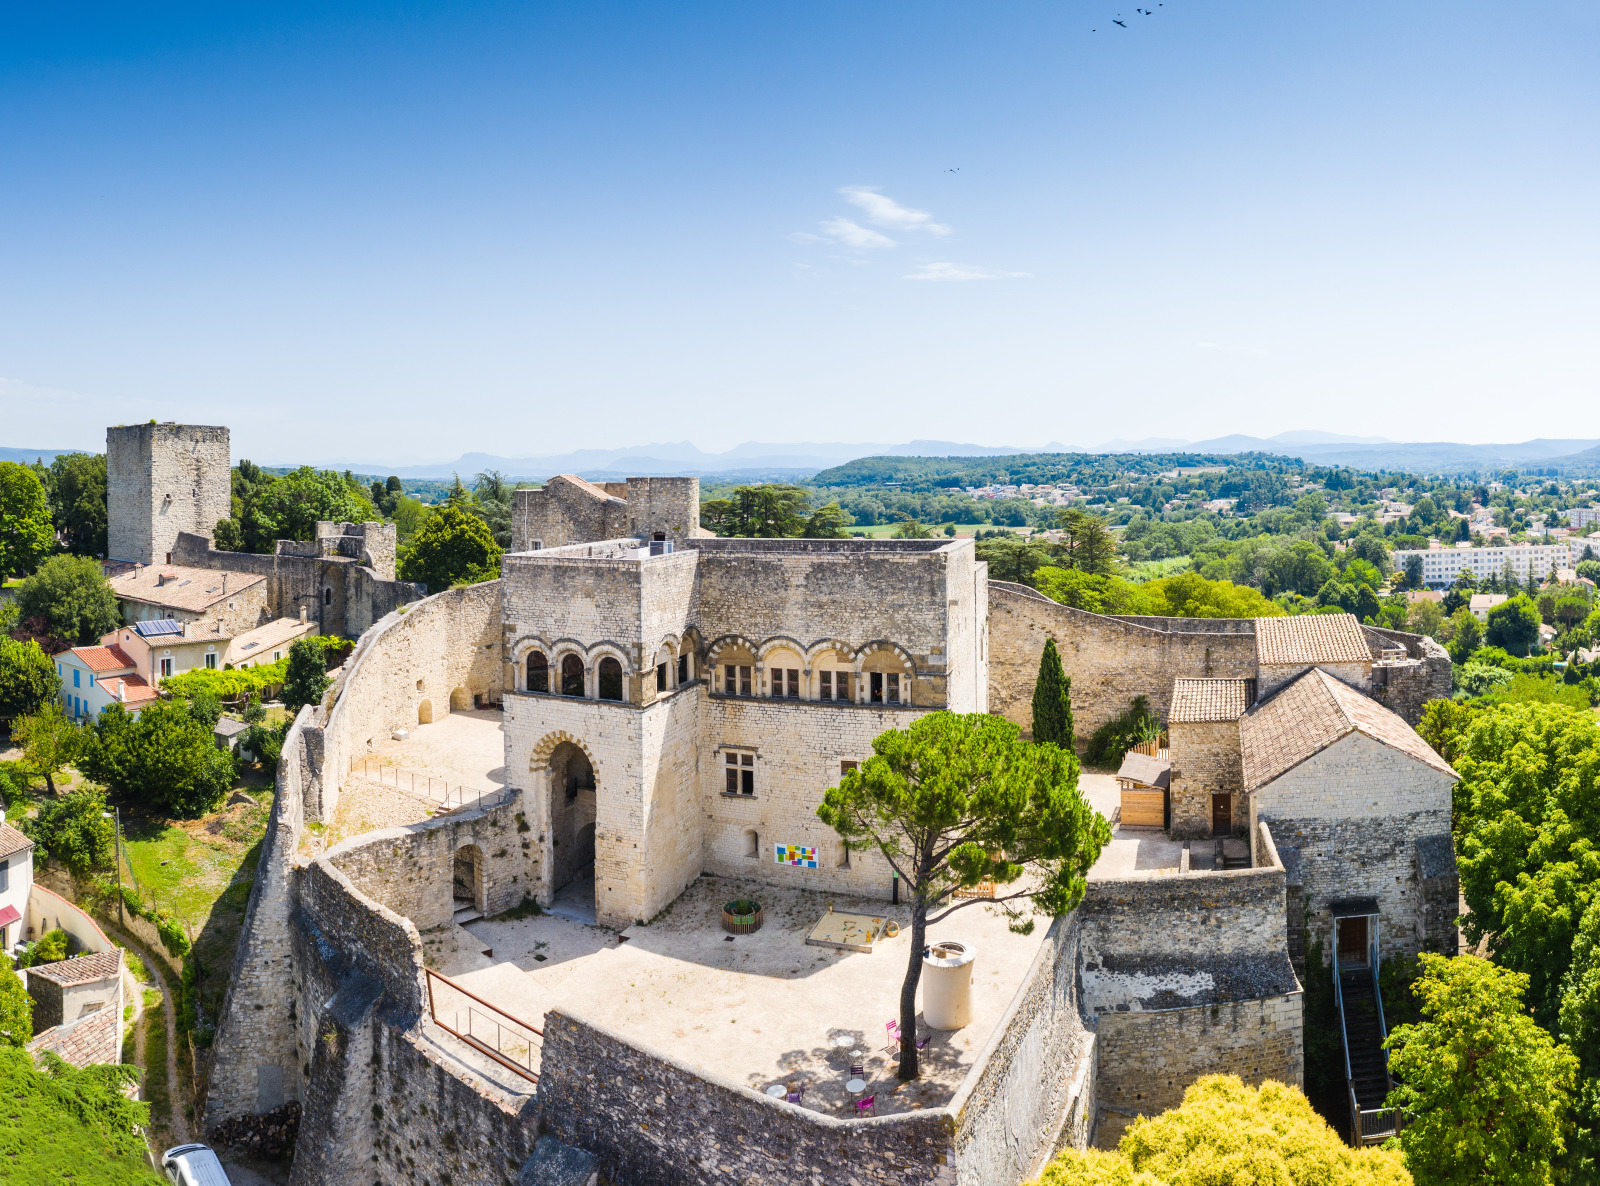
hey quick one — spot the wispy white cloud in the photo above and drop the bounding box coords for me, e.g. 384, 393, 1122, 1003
903, 262, 1027, 282
841, 187, 950, 235
815, 217, 897, 249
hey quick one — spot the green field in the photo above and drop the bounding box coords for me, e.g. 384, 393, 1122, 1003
850, 522, 1032, 539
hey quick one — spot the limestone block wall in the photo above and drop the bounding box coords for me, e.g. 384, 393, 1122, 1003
1363, 625, 1452, 726
1248, 731, 1456, 960
203, 703, 313, 1132
1167, 719, 1244, 839
700, 695, 924, 900
107, 422, 231, 566
1092, 995, 1303, 1149
623, 476, 701, 546
987, 584, 1259, 745
1414, 835, 1460, 956
511, 477, 629, 551
1257, 660, 1369, 700
323, 789, 532, 933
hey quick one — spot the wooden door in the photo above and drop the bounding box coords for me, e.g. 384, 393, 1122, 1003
1211, 793, 1231, 836
1338, 915, 1368, 962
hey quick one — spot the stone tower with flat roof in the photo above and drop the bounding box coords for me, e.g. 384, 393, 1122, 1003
106, 422, 231, 566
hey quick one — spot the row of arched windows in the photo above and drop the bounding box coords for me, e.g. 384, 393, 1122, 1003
525, 651, 625, 701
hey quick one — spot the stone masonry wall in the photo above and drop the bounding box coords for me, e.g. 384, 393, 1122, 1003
623, 476, 701, 547
1249, 731, 1456, 960
1092, 995, 1303, 1149
512, 477, 629, 552
107, 422, 231, 567
1167, 718, 1243, 839
1257, 660, 1370, 701
986, 584, 1259, 746
1363, 626, 1452, 727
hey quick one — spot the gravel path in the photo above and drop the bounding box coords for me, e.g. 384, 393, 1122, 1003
103, 923, 191, 1149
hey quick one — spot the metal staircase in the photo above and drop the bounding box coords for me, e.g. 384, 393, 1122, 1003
1334, 921, 1401, 1145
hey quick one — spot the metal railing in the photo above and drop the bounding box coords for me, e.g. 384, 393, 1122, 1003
1334, 926, 1402, 1146
424, 968, 542, 1083
349, 756, 492, 812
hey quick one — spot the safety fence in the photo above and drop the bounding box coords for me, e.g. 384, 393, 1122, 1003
424, 968, 542, 1083
348, 756, 493, 812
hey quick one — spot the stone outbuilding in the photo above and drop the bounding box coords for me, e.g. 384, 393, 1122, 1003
1241, 667, 1458, 965
1254, 613, 1372, 699
1167, 677, 1251, 838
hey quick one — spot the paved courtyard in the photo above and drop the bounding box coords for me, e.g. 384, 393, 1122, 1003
1081, 770, 1185, 878
430, 875, 1051, 1117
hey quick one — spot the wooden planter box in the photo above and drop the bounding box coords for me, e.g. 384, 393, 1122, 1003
722, 899, 764, 934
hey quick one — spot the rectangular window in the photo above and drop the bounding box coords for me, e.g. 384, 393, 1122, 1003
870, 671, 883, 704
819, 670, 833, 700
273, 651, 282, 661
887, 673, 901, 704
205, 653, 217, 669
725, 664, 736, 694
840, 760, 858, 776
770, 668, 799, 699
657, 662, 668, 694
74, 668, 81, 688
88, 674, 95, 687
787, 669, 799, 698
739, 666, 751, 696
725, 752, 755, 795
160, 658, 173, 679
0, 860, 7, 892
678, 655, 688, 684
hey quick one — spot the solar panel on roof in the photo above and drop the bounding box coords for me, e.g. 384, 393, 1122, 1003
135, 619, 184, 638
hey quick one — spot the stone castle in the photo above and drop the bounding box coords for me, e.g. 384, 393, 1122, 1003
105, 428, 1457, 1185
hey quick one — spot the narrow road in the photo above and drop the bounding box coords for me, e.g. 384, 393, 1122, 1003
104, 922, 191, 1148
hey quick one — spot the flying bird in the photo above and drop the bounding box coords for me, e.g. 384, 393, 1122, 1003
1113, 18, 1126, 26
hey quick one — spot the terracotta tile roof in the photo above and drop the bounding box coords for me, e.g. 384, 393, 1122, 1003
1255, 613, 1371, 666
1241, 668, 1456, 790
26, 1002, 120, 1068
110, 564, 263, 613
227, 617, 312, 662
1171, 678, 1252, 723
99, 675, 159, 706
64, 645, 137, 673
0, 823, 34, 860
554, 474, 625, 503
1116, 752, 1171, 789
26, 950, 122, 987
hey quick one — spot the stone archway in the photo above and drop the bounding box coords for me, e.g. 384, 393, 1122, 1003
450, 686, 471, 712
530, 732, 600, 924
418, 699, 434, 725
453, 843, 486, 917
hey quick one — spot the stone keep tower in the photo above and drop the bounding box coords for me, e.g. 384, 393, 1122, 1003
106, 423, 232, 566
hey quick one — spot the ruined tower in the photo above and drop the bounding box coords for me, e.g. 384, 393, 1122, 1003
106, 422, 232, 566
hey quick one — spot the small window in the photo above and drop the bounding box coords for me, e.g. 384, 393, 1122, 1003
770, 668, 799, 699
744, 829, 760, 858
205, 653, 217, 669
0, 860, 8, 892
160, 658, 173, 679
73, 669, 81, 688
323, 587, 333, 606
561, 655, 585, 696
678, 654, 688, 684
837, 840, 851, 869
88, 674, 96, 687
870, 672, 883, 704
273, 651, 282, 662
598, 657, 624, 701
527, 651, 549, 693
725, 752, 755, 795
887, 673, 901, 704
724, 664, 751, 696
657, 662, 668, 694
819, 670, 832, 700
841, 760, 858, 776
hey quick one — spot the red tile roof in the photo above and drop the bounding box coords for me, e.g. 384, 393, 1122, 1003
99, 675, 159, 706
26, 1002, 121, 1068
26, 950, 123, 987
1171, 678, 1252, 723
1241, 667, 1456, 790
0, 823, 33, 861
63, 645, 137, 673
1255, 613, 1371, 666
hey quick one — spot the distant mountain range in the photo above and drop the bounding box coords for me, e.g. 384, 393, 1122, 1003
7, 432, 1600, 478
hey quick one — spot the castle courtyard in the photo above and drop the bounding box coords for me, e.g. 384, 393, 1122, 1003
427, 874, 1051, 1116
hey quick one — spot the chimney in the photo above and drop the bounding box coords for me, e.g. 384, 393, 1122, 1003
299, 606, 307, 624
222, 574, 228, 594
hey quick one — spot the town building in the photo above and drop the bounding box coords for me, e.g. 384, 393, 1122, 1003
51, 643, 159, 721
0, 816, 32, 951
108, 562, 269, 635
1392, 540, 1585, 588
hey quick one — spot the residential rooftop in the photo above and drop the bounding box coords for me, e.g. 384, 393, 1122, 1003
110, 563, 264, 612
1254, 613, 1370, 666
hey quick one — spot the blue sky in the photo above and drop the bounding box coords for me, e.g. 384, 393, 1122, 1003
2, 1, 1597, 464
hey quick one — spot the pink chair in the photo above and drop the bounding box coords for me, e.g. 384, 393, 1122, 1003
855, 1094, 875, 1116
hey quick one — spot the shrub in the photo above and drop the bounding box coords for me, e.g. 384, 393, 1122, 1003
23, 788, 115, 879
13, 553, 120, 645
1083, 695, 1162, 768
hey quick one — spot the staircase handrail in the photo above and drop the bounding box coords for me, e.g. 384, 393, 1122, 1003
1333, 949, 1359, 1141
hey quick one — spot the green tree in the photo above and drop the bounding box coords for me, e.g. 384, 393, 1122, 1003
1139, 572, 1283, 618
0, 461, 56, 579
14, 553, 121, 646
700, 485, 811, 537
801, 503, 853, 538
1056, 508, 1117, 575
1386, 954, 1576, 1186
0, 953, 31, 1047
13, 701, 80, 795
1560, 897, 1600, 1184
1268, 539, 1338, 597
0, 1046, 153, 1176
1408, 598, 1446, 640
0, 636, 59, 721
1454, 702, 1600, 1028
78, 700, 234, 819
892, 516, 933, 539
246, 466, 378, 546
397, 504, 502, 594
24, 787, 115, 879
44, 452, 108, 558
1553, 595, 1589, 634
281, 637, 332, 715
1031, 639, 1074, 750
1350, 533, 1391, 575
817, 713, 1109, 1079
1033, 1075, 1407, 1186
212, 516, 243, 552
1485, 595, 1542, 657
471, 469, 515, 548
1403, 554, 1424, 590
973, 535, 1056, 585
1032, 567, 1150, 614
1448, 610, 1484, 665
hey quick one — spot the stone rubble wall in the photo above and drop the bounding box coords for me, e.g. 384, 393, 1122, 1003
1257, 660, 1370, 701
1362, 625, 1452, 727
1167, 718, 1244, 839
622, 476, 702, 547
987, 584, 1258, 745
512, 478, 630, 552
106, 422, 232, 567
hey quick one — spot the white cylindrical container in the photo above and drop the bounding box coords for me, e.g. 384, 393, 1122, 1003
922, 940, 977, 1029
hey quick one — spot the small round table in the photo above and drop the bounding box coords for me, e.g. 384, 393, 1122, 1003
767, 1085, 787, 1098
832, 1035, 854, 1048
846, 1078, 867, 1097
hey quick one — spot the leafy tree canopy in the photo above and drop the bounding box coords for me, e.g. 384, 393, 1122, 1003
1386, 954, 1577, 1186
1485, 595, 1543, 657
817, 712, 1108, 1079
281, 637, 332, 715
13, 701, 82, 795
1139, 572, 1283, 618
22, 787, 116, 880
1032, 638, 1073, 749
14, 553, 121, 646
0, 461, 56, 579
0, 954, 31, 1048
397, 503, 503, 594
228, 465, 378, 553
0, 1046, 156, 1180
0, 636, 59, 721
1031, 1075, 1408, 1186
1032, 567, 1149, 615
44, 452, 108, 558
78, 700, 235, 819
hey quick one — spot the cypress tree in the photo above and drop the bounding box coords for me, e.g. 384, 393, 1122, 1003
1031, 638, 1073, 750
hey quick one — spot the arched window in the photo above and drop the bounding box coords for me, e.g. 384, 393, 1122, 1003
526, 650, 548, 693
322, 587, 333, 606
561, 655, 585, 697
598, 657, 624, 701
744, 829, 760, 858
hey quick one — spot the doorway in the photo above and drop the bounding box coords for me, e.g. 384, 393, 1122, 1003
1337, 915, 1369, 965
1210, 793, 1231, 837
547, 742, 597, 924
453, 845, 484, 919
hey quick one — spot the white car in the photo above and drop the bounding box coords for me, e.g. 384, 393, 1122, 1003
160, 1145, 233, 1186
